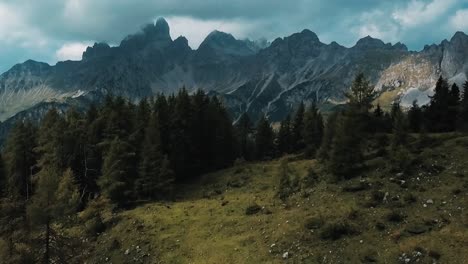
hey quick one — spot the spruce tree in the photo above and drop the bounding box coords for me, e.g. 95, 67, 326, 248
346, 73, 376, 113
291, 102, 305, 152
448, 83, 460, 131
427, 77, 451, 132
255, 115, 274, 160
459, 81, 468, 130
236, 113, 254, 160
302, 103, 324, 157
135, 113, 174, 200
328, 113, 363, 178
408, 100, 423, 133
3, 121, 37, 199
277, 114, 292, 155
98, 137, 135, 206
27, 168, 80, 263
391, 102, 408, 147
326, 73, 375, 177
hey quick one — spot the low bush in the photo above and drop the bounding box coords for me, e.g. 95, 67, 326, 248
320, 220, 359, 240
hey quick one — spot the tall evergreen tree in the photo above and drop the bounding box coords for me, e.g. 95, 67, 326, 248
0, 154, 4, 197
459, 81, 468, 130
448, 83, 460, 131
427, 76, 451, 132
135, 113, 175, 200
255, 115, 274, 160
98, 137, 135, 206
408, 100, 423, 133
328, 113, 363, 178
391, 102, 408, 147
291, 102, 305, 152
326, 73, 375, 177
302, 103, 324, 157
277, 114, 292, 155
236, 113, 254, 160
346, 73, 376, 113
27, 168, 80, 263
3, 121, 37, 199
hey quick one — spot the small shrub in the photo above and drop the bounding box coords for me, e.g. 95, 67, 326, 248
428, 249, 441, 260
343, 181, 370, 192
245, 204, 262, 215
386, 210, 405, 223
347, 208, 360, 220
320, 220, 358, 240
403, 193, 417, 204
305, 217, 324, 230
375, 222, 386, 231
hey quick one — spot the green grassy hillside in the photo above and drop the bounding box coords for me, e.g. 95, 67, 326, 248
85, 134, 468, 263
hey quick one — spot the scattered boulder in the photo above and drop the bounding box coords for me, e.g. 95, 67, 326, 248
406, 224, 429, 235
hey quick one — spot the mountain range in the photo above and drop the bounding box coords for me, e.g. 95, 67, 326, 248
1, 17, 468, 141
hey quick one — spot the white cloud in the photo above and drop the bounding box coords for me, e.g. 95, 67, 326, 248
55, 42, 92, 61
392, 0, 456, 28
352, 11, 400, 44
166, 16, 256, 48
0, 2, 48, 47
450, 9, 468, 30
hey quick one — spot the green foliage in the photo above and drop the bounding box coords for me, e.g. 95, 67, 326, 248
236, 113, 255, 161
276, 114, 292, 155
320, 220, 359, 240
255, 115, 274, 160
408, 100, 423, 133
99, 137, 135, 205
345, 73, 376, 113
302, 102, 324, 157
276, 159, 297, 201
27, 167, 80, 263
3, 121, 37, 199
291, 102, 305, 151
328, 113, 364, 178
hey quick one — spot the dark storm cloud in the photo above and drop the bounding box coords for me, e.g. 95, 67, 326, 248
1, 0, 468, 72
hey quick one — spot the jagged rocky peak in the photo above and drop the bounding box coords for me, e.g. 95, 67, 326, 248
354, 35, 387, 49
82, 42, 111, 61
393, 42, 408, 51
198, 30, 255, 56
120, 17, 172, 50
145, 17, 171, 41
5, 60, 50, 75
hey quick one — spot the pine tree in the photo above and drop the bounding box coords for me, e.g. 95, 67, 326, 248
391, 102, 408, 147
346, 73, 376, 113
302, 103, 324, 157
427, 77, 451, 132
372, 103, 387, 133
255, 115, 274, 160
135, 113, 174, 200
236, 113, 254, 160
373, 103, 383, 117
0, 153, 5, 197
448, 83, 460, 131
327, 113, 363, 178
291, 102, 305, 152
408, 100, 423, 133
3, 120, 37, 199
459, 81, 468, 131
325, 73, 375, 177
27, 168, 80, 263
98, 137, 135, 206
169, 88, 194, 181
277, 114, 292, 155
317, 112, 339, 161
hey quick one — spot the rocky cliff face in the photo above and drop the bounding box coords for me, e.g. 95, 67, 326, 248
1, 18, 468, 126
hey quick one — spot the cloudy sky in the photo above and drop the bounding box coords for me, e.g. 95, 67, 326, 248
1, 0, 468, 73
